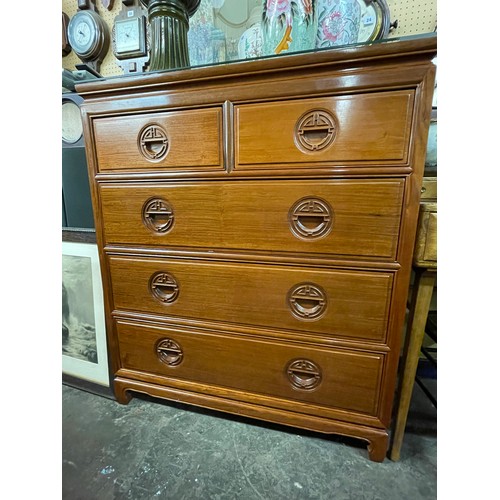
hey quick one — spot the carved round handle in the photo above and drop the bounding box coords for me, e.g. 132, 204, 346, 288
288, 197, 333, 240
286, 359, 322, 390
287, 282, 327, 321
294, 109, 338, 153
156, 338, 183, 366
142, 198, 174, 234
149, 272, 179, 304
138, 124, 169, 161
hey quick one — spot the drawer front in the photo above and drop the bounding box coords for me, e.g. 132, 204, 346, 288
116, 320, 384, 416
423, 213, 437, 262
93, 107, 223, 172
100, 179, 404, 260
108, 256, 393, 342
235, 90, 414, 168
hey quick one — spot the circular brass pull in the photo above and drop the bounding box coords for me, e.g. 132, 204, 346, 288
289, 197, 333, 240
156, 338, 183, 366
142, 198, 174, 234
288, 282, 327, 321
149, 272, 179, 304
286, 359, 322, 390
294, 109, 338, 153
138, 124, 169, 161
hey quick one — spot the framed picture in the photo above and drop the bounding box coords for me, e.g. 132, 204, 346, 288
62, 238, 110, 388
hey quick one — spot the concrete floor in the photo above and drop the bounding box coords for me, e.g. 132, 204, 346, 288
62, 379, 436, 499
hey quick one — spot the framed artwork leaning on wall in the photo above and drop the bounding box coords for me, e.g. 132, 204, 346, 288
62, 238, 110, 390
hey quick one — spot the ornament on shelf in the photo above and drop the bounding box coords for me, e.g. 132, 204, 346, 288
262, 0, 318, 56
237, 6, 264, 60
316, 0, 361, 48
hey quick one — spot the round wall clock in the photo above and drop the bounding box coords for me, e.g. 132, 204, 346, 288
67, 7, 110, 73
62, 94, 85, 148
62, 12, 71, 56
357, 0, 391, 43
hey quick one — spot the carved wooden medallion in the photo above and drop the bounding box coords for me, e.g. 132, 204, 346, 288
156, 338, 183, 366
149, 272, 179, 304
289, 197, 333, 240
287, 282, 327, 321
142, 198, 174, 233
138, 124, 169, 161
286, 359, 322, 390
295, 109, 338, 153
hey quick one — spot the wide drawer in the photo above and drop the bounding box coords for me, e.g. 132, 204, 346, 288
116, 320, 384, 416
100, 179, 404, 260
93, 107, 223, 172
108, 256, 393, 342
235, 90, 414, 168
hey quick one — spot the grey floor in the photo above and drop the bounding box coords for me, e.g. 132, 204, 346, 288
62, 377, 436, 500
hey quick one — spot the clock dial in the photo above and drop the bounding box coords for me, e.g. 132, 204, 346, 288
115, 18, 141, 53
357, 0, 390, 43
67, 10, 110, 71
75, 20, 93, 51
62, 101, 83, 144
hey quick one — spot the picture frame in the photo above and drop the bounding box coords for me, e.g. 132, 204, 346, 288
62, 236, 110, 390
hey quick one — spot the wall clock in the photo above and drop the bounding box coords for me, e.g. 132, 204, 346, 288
63, 12, 71, 56
112, 0, 149, 74
357, 0, 392, 43
62, 93, 85, 148
67, 0, 110, 74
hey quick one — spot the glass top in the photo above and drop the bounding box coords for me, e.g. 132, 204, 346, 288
62, 0, 436, 90
64, 32, 435, 92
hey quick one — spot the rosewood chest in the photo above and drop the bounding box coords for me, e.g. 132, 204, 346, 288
77, 35, 437, 461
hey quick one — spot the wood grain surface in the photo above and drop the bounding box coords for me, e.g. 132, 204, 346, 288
99, 179, 404, 260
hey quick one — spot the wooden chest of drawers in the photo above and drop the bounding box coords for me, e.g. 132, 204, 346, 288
77, 36, 436, 462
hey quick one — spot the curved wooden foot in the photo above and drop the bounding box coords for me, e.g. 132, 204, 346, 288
367, 432, 389, 462
114, 381, 132, 405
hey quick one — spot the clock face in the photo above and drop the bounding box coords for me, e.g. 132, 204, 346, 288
74, 19, 93, 52
357, 1, 380, 42
62, 101, 83, 144
68, 11, 98, 57
115, 18, 141, 53
357, 0, 389, 43
67, 10, 109, 67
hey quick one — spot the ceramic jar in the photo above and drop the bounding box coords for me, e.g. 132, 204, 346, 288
262, 0, 318, 56
316, 0, 360, 48
238, 7, 264, 60
188, 0, 227, 66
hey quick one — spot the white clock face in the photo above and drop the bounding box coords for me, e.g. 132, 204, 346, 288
115, 18, 141, 53
357, 0, 380, 42
62, 101, 83, 144
67, 10, 104, 59
75, 20, 92, 50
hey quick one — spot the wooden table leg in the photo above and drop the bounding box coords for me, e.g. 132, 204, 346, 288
389, 268, 436, 461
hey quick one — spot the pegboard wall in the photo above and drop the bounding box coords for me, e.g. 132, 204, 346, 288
62, 0, 437, 77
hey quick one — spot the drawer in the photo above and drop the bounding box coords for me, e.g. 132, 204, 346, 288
108, 256, 393, 342
116, 320, 384, 416
235, 90, 414, 168
93, 107, 223, 172
100, 179, 404, 260
413, 202, 437, 267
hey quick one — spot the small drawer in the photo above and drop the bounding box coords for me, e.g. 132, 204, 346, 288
116, 320, 384, 417
93, 107, 223, 172
100, 178, 404, 261
108, 256, 393, 343
235, 90, 414, 168
413, 203, 437, 267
